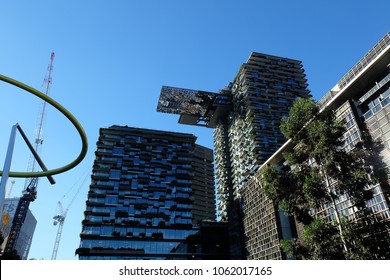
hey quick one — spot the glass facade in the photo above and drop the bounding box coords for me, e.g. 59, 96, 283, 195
317, 32, 390, 227
314, 99, 390, 224
76, 126, 227, 259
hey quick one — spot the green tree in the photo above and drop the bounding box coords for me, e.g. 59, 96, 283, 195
262, 97, 390, 259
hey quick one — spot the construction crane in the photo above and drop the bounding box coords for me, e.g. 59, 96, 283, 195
51, 172, 88, 260
51, 201, 66, 260
6, 180, 15, 199
3, 52, 55, 257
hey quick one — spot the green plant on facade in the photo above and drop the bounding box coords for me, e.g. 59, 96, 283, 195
262, 97, 390, 259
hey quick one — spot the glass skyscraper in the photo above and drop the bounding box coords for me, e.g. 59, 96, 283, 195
76, 125, 228, 260
157, 52, 311, 259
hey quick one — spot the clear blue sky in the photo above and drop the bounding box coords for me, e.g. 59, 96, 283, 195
1, 0, 389, 260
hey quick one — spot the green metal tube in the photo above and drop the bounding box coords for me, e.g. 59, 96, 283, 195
0, 74, 88, 178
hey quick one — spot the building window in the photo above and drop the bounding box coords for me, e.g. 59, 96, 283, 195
113, 147, 124, 155
109, 170, 121, 179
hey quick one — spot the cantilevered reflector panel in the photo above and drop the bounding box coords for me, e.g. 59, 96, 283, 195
157, 86, 216, 117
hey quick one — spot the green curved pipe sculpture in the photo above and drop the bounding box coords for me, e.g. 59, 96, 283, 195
0, 74, 88, 178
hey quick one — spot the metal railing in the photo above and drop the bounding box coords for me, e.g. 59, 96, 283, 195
318, 31, 390, 109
